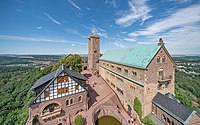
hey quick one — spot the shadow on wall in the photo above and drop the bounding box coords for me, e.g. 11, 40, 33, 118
86, 83, 99, 108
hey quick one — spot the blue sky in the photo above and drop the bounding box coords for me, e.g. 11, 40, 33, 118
0, 0, 200, 55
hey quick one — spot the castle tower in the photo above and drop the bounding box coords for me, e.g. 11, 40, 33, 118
88, 35, 100, 74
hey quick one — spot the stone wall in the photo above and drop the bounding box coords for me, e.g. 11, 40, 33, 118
29, 91, 88, 125
152, 103, 182, 125
99, 61, 145, 117
88, 35, 100, 73
144, 47, 175, 116
188, 113, 200, 125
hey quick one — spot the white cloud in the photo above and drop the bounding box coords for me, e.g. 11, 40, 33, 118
44, 13, 61, 25
112, 42, 126, 48
137, 42, 156, 44
67, 0, 81, 11
86, 7, 91, 10
71, 44, 76, 46
124, 38, 136, 42
129, 4, 200, 37
90, 25, 108, 38
169, 0, 191, 3
105, 0, 117, 8
161, 25, 200, 48
115, 0, 152, 27
0, 35, 87, 45
36, 26, 42, 29
65, 28, 87, 38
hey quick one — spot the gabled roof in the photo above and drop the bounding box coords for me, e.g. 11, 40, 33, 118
99, 44, 161, 69
152, 92, 196, 124
31, 64, 87, 90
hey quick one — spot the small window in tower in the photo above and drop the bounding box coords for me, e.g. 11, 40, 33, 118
94, 49, 97, 53
157, 56, 160, 63
162, 56, 166, 63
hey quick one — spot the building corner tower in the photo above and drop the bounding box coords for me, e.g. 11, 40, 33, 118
88, 35, 100, 74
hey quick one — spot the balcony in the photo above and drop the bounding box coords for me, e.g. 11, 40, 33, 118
40, 107, 62, 120
158, 75, 172, 83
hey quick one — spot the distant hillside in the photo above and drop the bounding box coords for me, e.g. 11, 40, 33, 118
0, 55, 199, 124
173, 56, 200, 114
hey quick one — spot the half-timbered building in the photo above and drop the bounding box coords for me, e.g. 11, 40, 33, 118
28, 64, 88, 125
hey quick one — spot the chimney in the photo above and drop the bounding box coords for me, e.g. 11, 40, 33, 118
158, 38, 164, 46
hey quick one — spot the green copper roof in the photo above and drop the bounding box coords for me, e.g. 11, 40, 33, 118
100, 44, 161, 69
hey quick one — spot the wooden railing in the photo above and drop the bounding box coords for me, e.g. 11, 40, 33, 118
40, 107, 62, 120
158, 75, 172, 82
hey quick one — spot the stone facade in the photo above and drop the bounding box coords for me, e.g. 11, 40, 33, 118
152, 103, 200, 125
29, 91, 87, 125
144, 46, 175, 116
99, 44, 175, 117
88, 35, 100, 73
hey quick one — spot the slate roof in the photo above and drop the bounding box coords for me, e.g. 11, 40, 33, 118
31, 64, 87, 89
152, 92, 196, 124
99, 44, 161, 69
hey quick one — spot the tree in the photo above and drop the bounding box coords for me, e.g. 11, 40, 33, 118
75, 114, 83, 125
52, 55, 82, 72
134, 97, 142, 120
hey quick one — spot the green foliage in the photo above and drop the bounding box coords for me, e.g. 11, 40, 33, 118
134, 97, 142, 120
75, 114, 83, 125
134, 97, 155, 125
142, 116, 156, 125
52, 55, 82, 72
175, 69, 200, 114
0, 66, 52, 125
175, 89, 192, 107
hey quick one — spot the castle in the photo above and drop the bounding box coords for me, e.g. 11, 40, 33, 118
27, 35, 200, 125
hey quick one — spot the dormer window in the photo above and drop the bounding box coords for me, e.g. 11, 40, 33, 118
162, 56, 166, 63
157, 56, 160, 63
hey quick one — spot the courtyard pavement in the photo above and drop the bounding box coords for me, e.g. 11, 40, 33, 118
78, 70, 141, 125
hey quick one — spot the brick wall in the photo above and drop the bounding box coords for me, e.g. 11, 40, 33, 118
144, 47, 175, 116
29, 91, 88, 125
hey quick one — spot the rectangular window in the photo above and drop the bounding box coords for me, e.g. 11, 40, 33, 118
124, 69, 128, 76
107, 64, 109, 67
132, 71, 137, 76
75, 85, 79, 90
58, 76, 69, 83
117, 67, 121, 71
44, 90, 50, 98
117, 87, 123, 95
58, 88, 62, 95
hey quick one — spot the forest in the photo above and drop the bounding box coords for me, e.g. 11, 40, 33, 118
0, 55, 199, 125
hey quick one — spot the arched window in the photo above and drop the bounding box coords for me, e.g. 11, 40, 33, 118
43, 103, 59, 114
162, 56, 166, 62
66, 100, 69, 106
78, 96, 82, 102
70, 98, 73, 104
161, 114, 166, 121
167, 118, 170, 124
158, 68, 164, 80
157, 56, 160, 63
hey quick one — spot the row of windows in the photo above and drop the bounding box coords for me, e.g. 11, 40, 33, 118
157, 56, 166, 63
157, 83, 169, 90
102, 62, 138, 77
162, 114, 174, 125
34, 76, 84, 103
66, 95, 82, 106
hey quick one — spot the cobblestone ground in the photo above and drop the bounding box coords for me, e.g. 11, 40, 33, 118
76, 70, 141, 125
